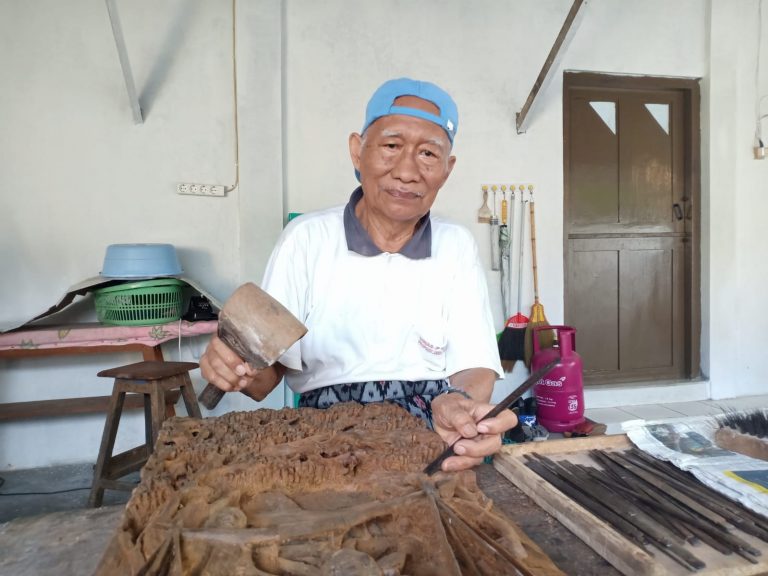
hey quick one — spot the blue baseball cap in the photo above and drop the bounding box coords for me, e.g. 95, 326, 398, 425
361, 78, 459, 145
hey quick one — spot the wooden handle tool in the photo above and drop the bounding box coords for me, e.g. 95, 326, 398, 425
198, 282, 307, 410
423, 359, 559, 475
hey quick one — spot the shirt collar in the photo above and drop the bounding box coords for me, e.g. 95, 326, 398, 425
343, 187, 432, 259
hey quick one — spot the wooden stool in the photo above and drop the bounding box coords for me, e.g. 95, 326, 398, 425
88, 360, 202, 507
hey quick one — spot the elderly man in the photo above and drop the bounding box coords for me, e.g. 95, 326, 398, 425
201, 78, 517, 472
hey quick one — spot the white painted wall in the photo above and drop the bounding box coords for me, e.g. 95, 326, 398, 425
0, 0, 765, 469
0, 0, 287, 469
705, 0, 768, 398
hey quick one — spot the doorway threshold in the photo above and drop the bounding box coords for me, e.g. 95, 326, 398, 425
584, 378, 710, 410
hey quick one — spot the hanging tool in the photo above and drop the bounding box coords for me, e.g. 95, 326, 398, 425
490, 185, 500, 271
498, 186, 529, 372
524, 185, 554, 367
501, 185, 508, 225
197, 283, 307, 409
423, 359, 559, 475
499, 186, 511, 320
507, 186, 517, 315
477, 185, 492, 223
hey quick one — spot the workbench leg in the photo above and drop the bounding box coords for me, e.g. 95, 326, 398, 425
163, 399, 177, 420
142, 346, 164, 362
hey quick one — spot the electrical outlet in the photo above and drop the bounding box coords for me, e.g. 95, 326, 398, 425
177, 183, 226, 197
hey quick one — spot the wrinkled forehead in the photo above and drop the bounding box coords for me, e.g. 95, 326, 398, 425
369, 119, 452, 151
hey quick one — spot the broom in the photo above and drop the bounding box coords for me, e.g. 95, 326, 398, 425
524, 187, 555, 368
498, 189, 529, 372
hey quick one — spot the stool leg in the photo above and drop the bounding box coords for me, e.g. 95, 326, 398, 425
163, 376, 177, 420
89, 386, 127, 508
179, 373, 202, 419
149, 380, 166, 452
143, 389, 153, 449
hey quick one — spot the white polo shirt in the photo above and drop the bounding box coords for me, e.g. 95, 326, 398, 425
261, 193, 503, 394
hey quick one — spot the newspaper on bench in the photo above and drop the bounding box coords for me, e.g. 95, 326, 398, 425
624, 414, 768, 518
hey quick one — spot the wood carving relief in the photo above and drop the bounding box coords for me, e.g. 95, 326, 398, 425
96, 402, 563, 575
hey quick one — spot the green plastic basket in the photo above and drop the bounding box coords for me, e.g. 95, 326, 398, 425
94, 279, 184, 326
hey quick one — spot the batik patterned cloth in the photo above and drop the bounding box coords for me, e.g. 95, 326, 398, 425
298, 379, 450, 429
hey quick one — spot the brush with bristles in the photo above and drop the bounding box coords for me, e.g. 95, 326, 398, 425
717, 409, 768, 438
714, 409, 768, 462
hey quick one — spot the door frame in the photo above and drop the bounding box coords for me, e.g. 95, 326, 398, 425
563, 71, 701, 384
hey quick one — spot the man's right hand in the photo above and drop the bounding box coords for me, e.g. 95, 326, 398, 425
200, 335, 284, 401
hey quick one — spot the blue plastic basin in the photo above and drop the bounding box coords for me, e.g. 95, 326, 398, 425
101, 243, 183, 278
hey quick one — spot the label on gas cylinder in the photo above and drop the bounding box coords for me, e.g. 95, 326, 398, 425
536, 394, 556, 408
538, 375, 567, 388
537, 394, 579, 414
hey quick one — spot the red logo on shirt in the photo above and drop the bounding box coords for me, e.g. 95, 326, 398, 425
418, 337, 444, 356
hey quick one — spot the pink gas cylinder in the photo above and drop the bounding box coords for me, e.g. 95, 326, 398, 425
531, 325, 585, 433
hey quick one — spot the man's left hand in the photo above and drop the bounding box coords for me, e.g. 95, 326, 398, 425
430, 392, 518, 472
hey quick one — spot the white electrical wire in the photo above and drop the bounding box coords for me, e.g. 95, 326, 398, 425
756, 0, 766, 145
226, 0, 240, 193
759, 96, 768, 146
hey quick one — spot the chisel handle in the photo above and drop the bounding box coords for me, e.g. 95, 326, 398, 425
198, 383, 260, 410
423, 359, 559, 475
198, 383, 226, 410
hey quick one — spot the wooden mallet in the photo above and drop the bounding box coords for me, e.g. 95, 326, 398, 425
197, 282, 307, 410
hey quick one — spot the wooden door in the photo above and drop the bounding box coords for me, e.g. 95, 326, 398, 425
564, 74, 700, 385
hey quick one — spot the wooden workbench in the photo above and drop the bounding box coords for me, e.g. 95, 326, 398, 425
475, 462, 622, 575
493, 435, 768, 576
0, 462, 622, 576
0, 320, 217, 421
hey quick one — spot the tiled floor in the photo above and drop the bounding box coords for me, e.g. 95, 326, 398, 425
0, 462, 135, 524
585, 394, 768, 435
